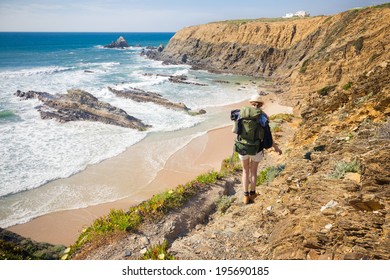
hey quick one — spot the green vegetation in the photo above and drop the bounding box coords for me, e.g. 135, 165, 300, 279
216, 195, 236, 214
343, 82, 353, 90
354, 92, 374, 105
317, 85, 337, 96
300, 59, 310, 74
329, 159, 361, 179
257, 164, 286, 185
353, 37, 364, 53
213, 17, 305, 25
270, 113, 293, 122
373, 3, 390, 9
141, 240, 175, 260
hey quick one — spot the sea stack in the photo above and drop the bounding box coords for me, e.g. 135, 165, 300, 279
104, 36, 130, 49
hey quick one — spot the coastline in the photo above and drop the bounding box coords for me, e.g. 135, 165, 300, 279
8, 95, 292, 246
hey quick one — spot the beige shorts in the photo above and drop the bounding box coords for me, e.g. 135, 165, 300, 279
238, 151, 263, 162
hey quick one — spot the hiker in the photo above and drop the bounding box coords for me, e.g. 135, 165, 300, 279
234, 94, 282, 204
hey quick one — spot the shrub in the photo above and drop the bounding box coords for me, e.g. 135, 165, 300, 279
353, 37, 364, 54
329, 159, 361, 179
317, 85, 336, 96
343, 82, 353, 90
141, 240, 175, 260
270, 113, 293, 122
216, 195, 236, 214
257, 164, 286, 185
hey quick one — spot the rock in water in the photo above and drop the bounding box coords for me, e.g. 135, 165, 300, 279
107, 86, 206, 115
104, 36, 130, 49
15, 89, 150, 130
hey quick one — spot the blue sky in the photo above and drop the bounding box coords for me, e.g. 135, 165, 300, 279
0, 0, 388, 32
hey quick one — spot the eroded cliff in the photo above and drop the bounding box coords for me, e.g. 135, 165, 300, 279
157, 5, 390, 110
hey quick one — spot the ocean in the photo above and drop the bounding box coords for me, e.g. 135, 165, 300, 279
0, 32, 259, 228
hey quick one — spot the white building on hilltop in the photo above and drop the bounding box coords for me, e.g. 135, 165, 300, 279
283, 11, 310, 18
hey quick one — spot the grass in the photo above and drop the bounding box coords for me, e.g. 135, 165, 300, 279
343, 82, 353, 90
329, 159, 361, 179
257, 164, 286, 185
212, 17, 306, 25
141, 240, 175, 260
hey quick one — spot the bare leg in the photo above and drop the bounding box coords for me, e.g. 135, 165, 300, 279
241, 158, 250, 193
250, 160, 260, 192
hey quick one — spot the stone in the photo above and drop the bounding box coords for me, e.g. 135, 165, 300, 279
104, 36, 130, 48
344, 172, 361, 183
320, 200, 338, 212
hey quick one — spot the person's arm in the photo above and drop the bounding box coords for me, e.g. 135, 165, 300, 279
272, 142, 282, 155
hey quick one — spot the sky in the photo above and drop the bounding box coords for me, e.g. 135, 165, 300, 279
0, 0, 388, 32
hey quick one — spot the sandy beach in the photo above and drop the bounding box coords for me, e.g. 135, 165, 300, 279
8, 96, 292, 246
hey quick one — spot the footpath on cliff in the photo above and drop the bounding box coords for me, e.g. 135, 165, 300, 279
71, 96, 297, 260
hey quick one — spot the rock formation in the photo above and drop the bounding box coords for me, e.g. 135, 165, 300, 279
15, 89, 150, 130
104, 36, 130, 49
107, 86, 206, 115
143, 73, 208, 86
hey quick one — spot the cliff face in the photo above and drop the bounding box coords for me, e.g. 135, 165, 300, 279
160, 6, 390, 108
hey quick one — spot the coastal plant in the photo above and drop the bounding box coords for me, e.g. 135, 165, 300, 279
317, 85, 337, 96
343, 82, 353, 90
216, 195, 236, 214
257, 164, 286, 185
140, 240, 175, 260
221, 152, 242, 175
269, 113, 293, 123
353, 37, 364, 54
299, 59, 310, 74
329, 159, 361, 179
195, 171, 220, 184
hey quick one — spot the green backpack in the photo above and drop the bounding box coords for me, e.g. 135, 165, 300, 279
233, 106, 265, 156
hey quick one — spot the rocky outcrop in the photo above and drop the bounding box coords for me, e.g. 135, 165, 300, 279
140, 44, 165, 59
0, 227, 66, 260
148, 6, 390, 109
143, 73, 208, 86
15, 89, 150, 130
104, 36, 130, 49
107, 86, 206, 115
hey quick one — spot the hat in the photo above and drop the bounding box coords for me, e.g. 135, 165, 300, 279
249, 94, 264, 105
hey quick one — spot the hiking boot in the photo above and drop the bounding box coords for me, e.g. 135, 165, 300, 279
243, 192, 250, 204
249, 191, 257, 203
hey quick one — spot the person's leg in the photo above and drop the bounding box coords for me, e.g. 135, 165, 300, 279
249, 152, 263, 202
241, 158, 250, 204
250, 159, 260, 192
241, 158, 250, 192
